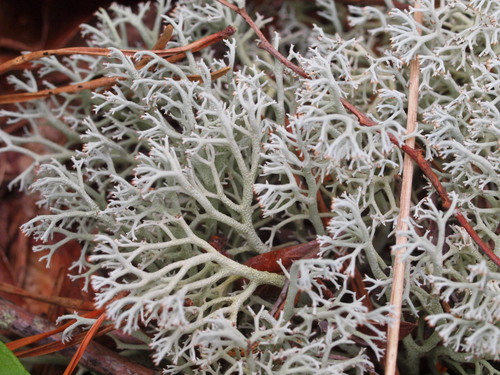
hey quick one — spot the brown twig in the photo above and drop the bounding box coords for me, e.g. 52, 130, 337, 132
0, 26, 235, 104
6, 308, 104, 352
64, 313, 107, 375
135, 24, 174, 69
0, 26, 236, 75
215, 0, 309, 78
0, 66, 231, 105
217, 0, 500, 268
14, 324, 115, 359
0, 77, 119, 104
0, 298, 155, 375
172, 66, 231, 83
342, 100, 500, 268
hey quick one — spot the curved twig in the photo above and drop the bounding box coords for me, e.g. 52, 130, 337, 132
0, 26, 236, 75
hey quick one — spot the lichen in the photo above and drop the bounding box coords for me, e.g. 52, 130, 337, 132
1, 0, 499, 373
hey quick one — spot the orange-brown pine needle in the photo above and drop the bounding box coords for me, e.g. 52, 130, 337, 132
7, 309, 104, 352
0, 26, 235, 75
0, 77, 119, 104
63, 313, 108, 375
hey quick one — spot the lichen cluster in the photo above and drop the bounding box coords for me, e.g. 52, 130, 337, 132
1, 0, 499, 373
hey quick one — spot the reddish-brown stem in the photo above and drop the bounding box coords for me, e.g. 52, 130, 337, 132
64, 313, 108, 375
342, 100, 500, 268
135, 24, 174, 69
0, 25, 234, 105
0, 77, 119, 104
0, 66, 231, 105
5, 308, 104, 352
215, 0, 309, 78
0, 26, 235, 75
15, 323, 115, 359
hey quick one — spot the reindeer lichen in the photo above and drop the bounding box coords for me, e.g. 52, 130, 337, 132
1, 0, 499, 374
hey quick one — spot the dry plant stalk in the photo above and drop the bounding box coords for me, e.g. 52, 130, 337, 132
385, 2, 423, 374
0, 26, 236, 75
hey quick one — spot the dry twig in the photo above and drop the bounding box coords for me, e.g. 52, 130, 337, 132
340, 101, 500, 268
215, 0, 309, 78
0, 27, 234, 105
385, 2, 423, 373
63, 313, 108, 375
0, 26, 236, 75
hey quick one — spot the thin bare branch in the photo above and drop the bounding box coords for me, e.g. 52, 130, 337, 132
0, 26, 235, 75
0, 77, 119, 104
385, 2, 423, 373
0, 66, 231, 105
6, 309, 104, 352
173, 66, 232, 82
215, 0, 309, 78
63, 313, 107, 375
135, 24, 175, 69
